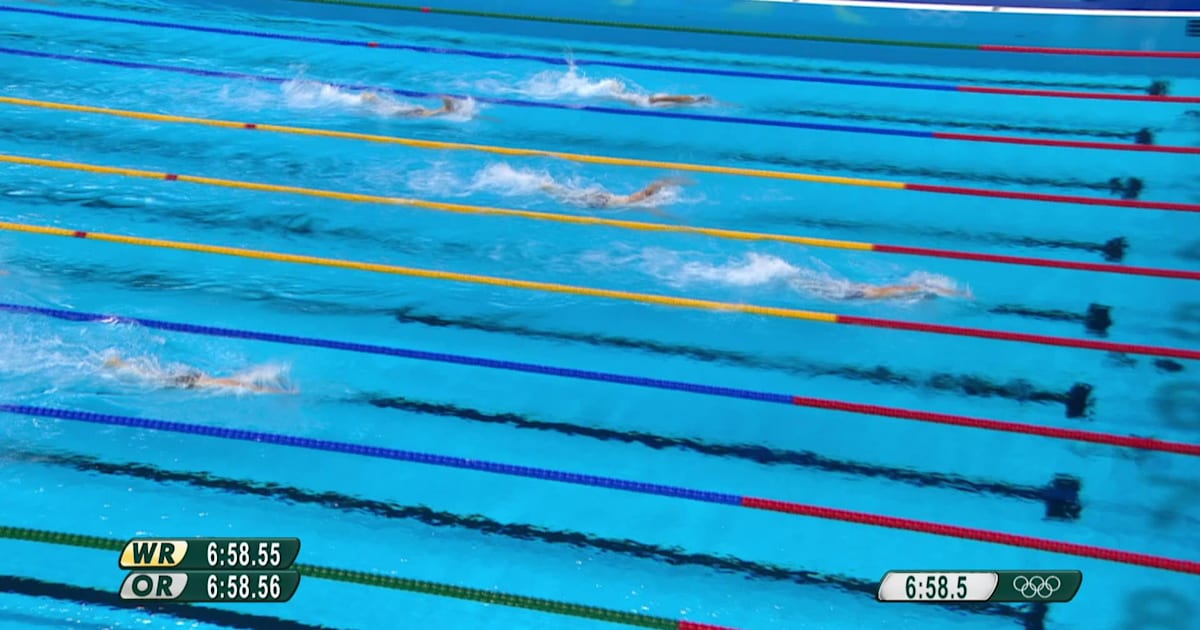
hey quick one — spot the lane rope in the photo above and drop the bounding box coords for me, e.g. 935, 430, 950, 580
2, 407, 1197, 574
2, 139, 1197, 215
0, 526, 728, 629
3, 100, 1196, 280
275, 0, 1200, 60
2, 302, 1198, 450
4, 47, 1200, 137
8, 100, 1194, 280
2, 6, 1188, 103
14, 447, 1034, 620
2, 220, 1198, 359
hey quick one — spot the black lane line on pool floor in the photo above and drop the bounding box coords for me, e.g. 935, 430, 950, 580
387, 308, 1095, 418
990, 303, 1114, 337
7, 449, 1033, 623
0, 575, 331, 630
0, 181, 1137, 344
0, 112, 1149, 201
0, 172, 1134, 264
0, 253, 1095, 419
465, 127, 1149, 198
357, 394, 1084, 521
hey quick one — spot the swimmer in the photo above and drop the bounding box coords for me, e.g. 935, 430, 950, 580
647, 94, 713, 106
541, 176, 691, 209
103, 355, 293, 394
361, 93, 462, 118
844, 283, 972, 301
603, 80, 713, 108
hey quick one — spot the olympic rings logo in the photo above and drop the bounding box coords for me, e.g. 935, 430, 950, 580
1013, 575, 1062, 599
905, 9, 967, 27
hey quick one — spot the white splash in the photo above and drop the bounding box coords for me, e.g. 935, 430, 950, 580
279, 79, 480, 121
468, 163, 688, 210
598, 250, 971, 302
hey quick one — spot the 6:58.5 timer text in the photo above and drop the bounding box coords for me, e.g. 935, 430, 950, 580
906, 574, 968, 600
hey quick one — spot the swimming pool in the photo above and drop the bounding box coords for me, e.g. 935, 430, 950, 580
0, 0, 1197, 628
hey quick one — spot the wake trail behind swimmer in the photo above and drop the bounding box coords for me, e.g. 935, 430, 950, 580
540, 176, 693, 215
102, 354, 295, 395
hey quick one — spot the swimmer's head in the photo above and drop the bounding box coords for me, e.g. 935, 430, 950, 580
171, 371, 202, 389
695, 95, 713, 103
583, 191, 613, 208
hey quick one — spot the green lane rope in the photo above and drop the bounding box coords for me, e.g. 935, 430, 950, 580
0, 525, 715, 629
282, 0, 977, 50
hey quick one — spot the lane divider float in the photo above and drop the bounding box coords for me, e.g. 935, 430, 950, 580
0, 5, 1159, 97
276, 0, 1200, 60
0, 525, 733, 629
1, 408, 1197, 573
2, 302, 1198, 447
1, 222, 1198, 359
4, 45, 1200, 139
2, 152, 1199, 282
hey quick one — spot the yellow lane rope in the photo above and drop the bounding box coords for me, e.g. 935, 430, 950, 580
0, 219, 841, 324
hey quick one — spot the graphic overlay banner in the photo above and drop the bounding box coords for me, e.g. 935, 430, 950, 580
119, 571, 301, 603
991, 571, 1081, 603
119, 538, 301, 570
877, 570, 1080, 603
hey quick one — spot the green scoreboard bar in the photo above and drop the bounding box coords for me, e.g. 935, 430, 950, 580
118, 538, 301, 571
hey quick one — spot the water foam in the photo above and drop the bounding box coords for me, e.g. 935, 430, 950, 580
468, 163, 689, 211
597, 249, 970, 303
278, 79, 480, 121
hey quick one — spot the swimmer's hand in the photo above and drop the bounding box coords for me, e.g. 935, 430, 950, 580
103, 355, 124, 368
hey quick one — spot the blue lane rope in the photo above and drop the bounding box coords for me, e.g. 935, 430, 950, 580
1, 5, 961, 91
5, 302, 1199, 458
0, 302, 793, 404
0, 46, 934, 138
0, 404, 744, 505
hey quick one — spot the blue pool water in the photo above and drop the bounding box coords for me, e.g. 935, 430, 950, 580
0, 1, 1198, 628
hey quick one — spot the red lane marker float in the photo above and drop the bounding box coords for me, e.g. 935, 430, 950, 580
958, 85, 1200, 103
869, 245, 1200, 281
979, 44, 1200, 59
678, 622, 737, 630
790, 396, 1200, 456
10, 402, 1197, 575
740, 497, 1200, 575
933, 132, 1200, 155
903, 183, 1200, 213
835, 315, 1200, 361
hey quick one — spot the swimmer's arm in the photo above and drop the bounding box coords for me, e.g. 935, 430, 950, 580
199, 376, 294, 394
413, 97, 457, 118
647, 95, 710, 106
624, 176, 691, 204
103, 355, 154, 378
540, 183, 569, 198
861, 285, 918, 299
